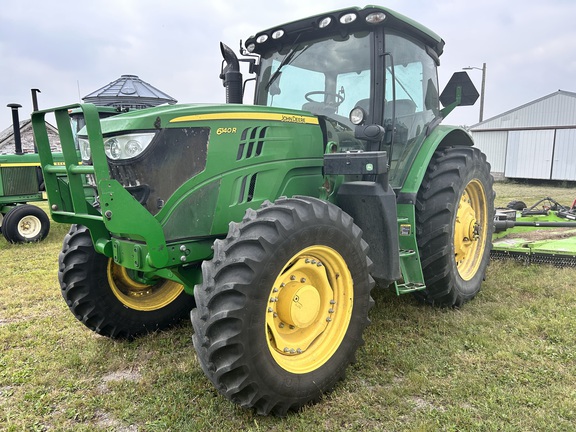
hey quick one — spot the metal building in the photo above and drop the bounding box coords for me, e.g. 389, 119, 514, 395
470, 90, 576, 180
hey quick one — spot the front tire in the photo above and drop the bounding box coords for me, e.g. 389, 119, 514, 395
2, 204, 50, 243
415, 146, 495, 307
59, 225, 194, 338
191, 197, 374, 415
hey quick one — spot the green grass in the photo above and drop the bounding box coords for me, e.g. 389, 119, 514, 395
2, 183, 576, 431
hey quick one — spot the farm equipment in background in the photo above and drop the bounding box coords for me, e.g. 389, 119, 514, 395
0, 97, 122, 243
32, 6, 494, 415
493, 197, 576, 266
0, 102, 52, 243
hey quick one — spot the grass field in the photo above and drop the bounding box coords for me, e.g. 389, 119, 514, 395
1, 180, 576, 431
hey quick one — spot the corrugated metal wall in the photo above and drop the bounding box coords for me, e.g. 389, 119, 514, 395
552, 129, 576, 180
472, 131, 507, 174
505, 130, 555, 179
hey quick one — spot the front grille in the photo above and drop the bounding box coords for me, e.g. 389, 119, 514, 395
108, 127, 209, 214
1, 167, 38, 195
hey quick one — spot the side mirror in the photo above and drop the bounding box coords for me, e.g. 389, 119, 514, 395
439, 72, 479, 118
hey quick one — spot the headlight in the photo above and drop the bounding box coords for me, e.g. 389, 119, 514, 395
104, 133, 155, 160
78, 137, 91, 161
349, 107, 367, 125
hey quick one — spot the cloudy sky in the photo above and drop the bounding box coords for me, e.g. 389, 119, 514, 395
1, 0, 575, 131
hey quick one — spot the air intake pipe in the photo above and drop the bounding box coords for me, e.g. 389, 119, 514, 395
220, 42, 243, 104
7, 103, 23, 155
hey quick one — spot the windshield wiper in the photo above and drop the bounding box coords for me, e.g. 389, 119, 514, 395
265, 35, 306, 91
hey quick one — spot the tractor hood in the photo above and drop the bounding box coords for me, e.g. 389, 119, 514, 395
93, 103, 320, 136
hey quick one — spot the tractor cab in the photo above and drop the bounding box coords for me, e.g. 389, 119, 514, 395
225, 6, 476, 188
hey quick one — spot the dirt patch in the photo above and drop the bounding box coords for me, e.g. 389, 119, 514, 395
101, 370, 142, 383
97, 369, 142, 394
94, 410, 139, 432
411, 396, 446, 412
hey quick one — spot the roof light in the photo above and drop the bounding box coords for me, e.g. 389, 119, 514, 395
339, 12, 357, 24
365, 12, 386, 24
246, 43, 256, 52
256, 34, 269, 44
272, 29, 284, 39
318, 16, 332, 28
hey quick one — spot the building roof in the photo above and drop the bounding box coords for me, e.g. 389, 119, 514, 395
471, 90, 576, 131
83, 74, 177, 108
0, 120, 60, 154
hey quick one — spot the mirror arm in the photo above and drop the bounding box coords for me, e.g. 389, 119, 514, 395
439, 85, 462, 118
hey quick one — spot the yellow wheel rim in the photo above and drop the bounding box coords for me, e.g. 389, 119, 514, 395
266, 246, 353, 374
454, 179, 488, 280
107, 260, 184, 311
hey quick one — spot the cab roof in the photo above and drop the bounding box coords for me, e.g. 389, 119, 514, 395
244, 5, 444, 58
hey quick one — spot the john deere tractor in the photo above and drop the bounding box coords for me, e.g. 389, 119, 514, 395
32, 6, 494, 415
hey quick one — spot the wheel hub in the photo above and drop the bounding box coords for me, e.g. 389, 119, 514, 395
455, 191, 478, 261
266, 246, 353, 374
107, 261, 184, 311
454, 181, 488, 280
277, 284, 321, 328
18, 215, 42, 239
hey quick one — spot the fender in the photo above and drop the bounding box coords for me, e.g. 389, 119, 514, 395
399, 125, 474, 200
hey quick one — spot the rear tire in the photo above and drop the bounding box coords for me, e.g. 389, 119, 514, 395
191, 197, 374, 415
59, 225, 194, 338
2, 204, 50, 243
415, 146, 494, 307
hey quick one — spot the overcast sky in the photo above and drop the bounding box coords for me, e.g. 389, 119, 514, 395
2, 0, 576, 131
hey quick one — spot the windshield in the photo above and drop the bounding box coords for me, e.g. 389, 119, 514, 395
255, 31, 372, 135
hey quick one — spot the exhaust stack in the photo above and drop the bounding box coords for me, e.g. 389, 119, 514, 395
7, 103, 23, 155
31, 88, 41, 111
220, 42, 243, 104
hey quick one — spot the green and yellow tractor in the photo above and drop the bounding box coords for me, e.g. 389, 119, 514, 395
32, 6, 494, 415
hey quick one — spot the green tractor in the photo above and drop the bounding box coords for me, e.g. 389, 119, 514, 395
32, 6, 494, 415
1, 103, 51, 243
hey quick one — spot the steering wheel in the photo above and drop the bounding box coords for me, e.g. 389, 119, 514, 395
304, 91, 345, 108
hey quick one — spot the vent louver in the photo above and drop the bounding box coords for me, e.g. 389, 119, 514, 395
236, 127, 268, 160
